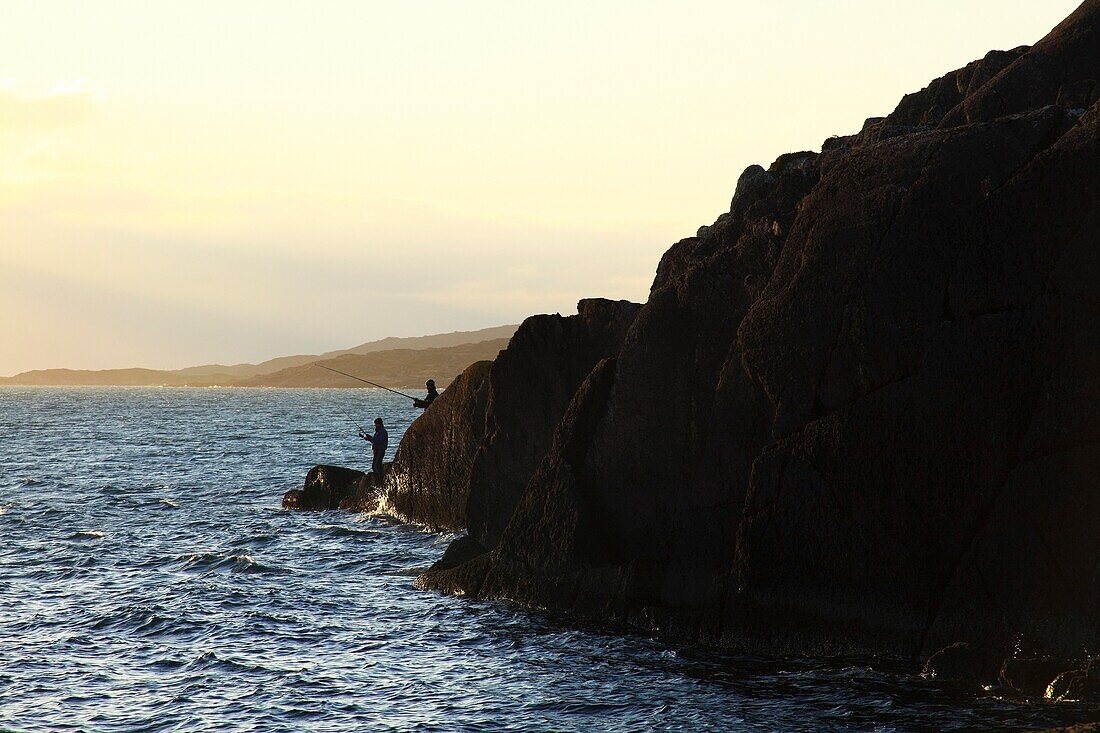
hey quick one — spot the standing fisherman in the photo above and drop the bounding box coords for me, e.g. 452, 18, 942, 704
359, 417, 389, 486
413, 379, 438, 409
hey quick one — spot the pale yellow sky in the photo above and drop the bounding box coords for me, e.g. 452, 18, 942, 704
0, 0, 1081, 374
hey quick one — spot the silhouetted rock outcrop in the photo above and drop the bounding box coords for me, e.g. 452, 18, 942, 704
414, 1, 1100, 687
373, 360, 493, 530
464, 298, 641, 552
941, 0, 1099, 126
282, 464, 371, 510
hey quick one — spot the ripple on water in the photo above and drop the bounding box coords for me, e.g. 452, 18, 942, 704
228, 532, 280, 548
312, 523, 382, 538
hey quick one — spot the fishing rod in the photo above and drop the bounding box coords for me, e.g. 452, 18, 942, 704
334, 403, 368, 435
274, 364, 367, 433
311, 363, 417, 401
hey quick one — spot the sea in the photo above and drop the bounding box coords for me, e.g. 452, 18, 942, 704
1, 387, 1097, 732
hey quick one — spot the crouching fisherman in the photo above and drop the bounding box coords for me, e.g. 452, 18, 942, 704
359, 417, 388, 486
413, 379, 438, 409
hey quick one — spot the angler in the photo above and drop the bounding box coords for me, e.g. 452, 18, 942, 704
313, 362, 439, 411
359, 417, 388, 487
413, 379, 438, 409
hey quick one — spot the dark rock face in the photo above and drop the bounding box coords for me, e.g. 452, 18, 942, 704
377, 360, 493, 531
464, 298, 641, 551
1047, 659, 1100, 703
730, 103, 1096, 660
419, 1, 1100, 685
921, 642, 997, 685
282, 465, 370, 511
421, 358, 624, 610
941, 0, 1100, 126
1000, 657, 1076, 699
888, 48, 1028, 129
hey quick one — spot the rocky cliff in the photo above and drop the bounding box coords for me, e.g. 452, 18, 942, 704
413, 0, 1100, 688
372, 359, 493, 530
463, 298, 641, 553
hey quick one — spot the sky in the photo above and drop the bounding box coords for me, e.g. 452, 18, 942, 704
0, 0, 1082, 375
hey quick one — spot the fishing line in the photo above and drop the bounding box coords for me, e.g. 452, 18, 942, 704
311, 363, 417, 400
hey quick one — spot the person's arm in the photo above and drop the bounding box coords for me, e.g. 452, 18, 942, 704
359, 430, 375, 444
413, 398, 426, 408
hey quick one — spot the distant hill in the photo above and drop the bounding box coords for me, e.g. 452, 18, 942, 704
1, 325, 517, 388
238, 339, 510, 389
173, 325, 518, 380
0, 368, 190, 387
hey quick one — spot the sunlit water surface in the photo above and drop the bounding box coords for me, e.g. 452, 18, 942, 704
1, 388, 1096, 732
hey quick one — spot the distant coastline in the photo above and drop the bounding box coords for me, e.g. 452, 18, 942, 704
0, 325, 516, 389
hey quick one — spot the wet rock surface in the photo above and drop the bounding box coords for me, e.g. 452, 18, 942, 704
376, 360, 493, 530
282, 464, 372, 511
414, 1, 1100, 696
1000, 657, 1078, 700
1047, 659, 1100, 703
921, 642, 997, 686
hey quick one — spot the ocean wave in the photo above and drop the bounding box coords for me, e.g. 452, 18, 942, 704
69, 530, 105, 540
383, 565, 430, 577
312, 524, 382, 538
229, 532, 280, 547
15, 474, 75, 489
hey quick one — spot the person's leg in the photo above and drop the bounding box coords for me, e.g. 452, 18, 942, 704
373, 454, 385, 487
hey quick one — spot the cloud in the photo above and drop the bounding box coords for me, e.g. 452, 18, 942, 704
0, 89, 99, 132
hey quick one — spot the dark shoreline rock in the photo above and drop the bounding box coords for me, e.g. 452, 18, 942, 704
375, 360, 493, 531
464, 298, 641, 553
283, 1, 1100, 703
1000, 657, 1078, 699
409, 0, 1100, 691
921, 642, 999, 686
282, 464, 376, 511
